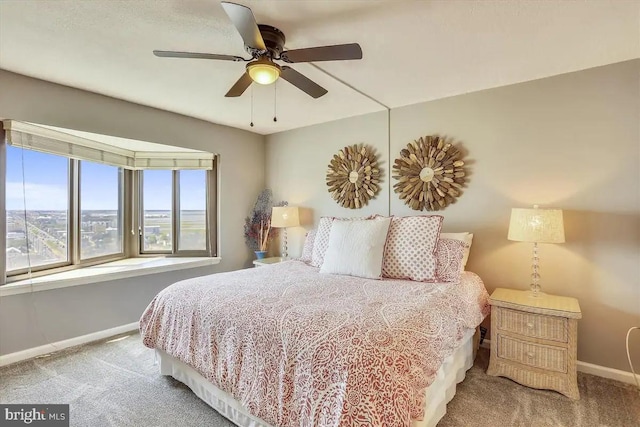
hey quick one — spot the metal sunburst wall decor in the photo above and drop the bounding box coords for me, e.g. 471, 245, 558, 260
326, 144, 381, 209
392, 135, 467, 211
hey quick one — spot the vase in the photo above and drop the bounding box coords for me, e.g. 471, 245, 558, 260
254, 250, 267, 259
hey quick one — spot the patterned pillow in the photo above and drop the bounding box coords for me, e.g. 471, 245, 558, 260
435, 238, 467, 283
382, 215, 443, 281
440, 232, 474, 271
310, 215, 380, 268
310, 217, 335, 267
299, 229, 316, 264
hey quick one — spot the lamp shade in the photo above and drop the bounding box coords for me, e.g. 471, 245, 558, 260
271, 206, 300, 228
508, 207, 565, 243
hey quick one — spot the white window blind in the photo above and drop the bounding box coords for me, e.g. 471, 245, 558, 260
3, 120, 215, 170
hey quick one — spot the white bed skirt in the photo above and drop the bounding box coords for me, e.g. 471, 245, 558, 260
156, 328, 476, 427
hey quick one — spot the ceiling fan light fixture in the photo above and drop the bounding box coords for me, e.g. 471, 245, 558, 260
247, 59, 281, 85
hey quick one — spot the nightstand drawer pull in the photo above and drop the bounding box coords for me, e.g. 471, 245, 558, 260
496, 334, 567, 373
497, 309, 568, 342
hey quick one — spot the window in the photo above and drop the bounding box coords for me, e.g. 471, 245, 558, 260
141, 170, 173, 252
80, 161, 124, 259
3, 120, 217, 283
179, 170, 207, 251
140, 169, 210, 255
6, 146, 70, 273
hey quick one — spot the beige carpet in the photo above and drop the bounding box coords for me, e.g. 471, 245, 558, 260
0, 333, 638, 427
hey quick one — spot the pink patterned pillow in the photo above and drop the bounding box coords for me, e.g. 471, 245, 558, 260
382, 215, 443, 281
310, 217, 335, 267
299, 229, 316, 264
435, 238, 467, 283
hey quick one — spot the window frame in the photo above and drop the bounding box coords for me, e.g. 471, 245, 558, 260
77, 160, 127, 263
5, 155, 74, 277
136, 169, 214, 257
6, 157, 130, 281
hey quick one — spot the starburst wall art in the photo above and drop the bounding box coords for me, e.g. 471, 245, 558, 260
393, 135, 467, 211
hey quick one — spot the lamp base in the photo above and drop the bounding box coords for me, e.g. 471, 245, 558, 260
281, 228, 288, 259
527, 290, 546, 299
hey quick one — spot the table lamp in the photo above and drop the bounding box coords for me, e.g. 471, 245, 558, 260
508, 205, 565, 297
271, 206, 300, 259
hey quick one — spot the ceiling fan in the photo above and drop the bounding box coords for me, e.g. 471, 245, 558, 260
153, 1, 362, 99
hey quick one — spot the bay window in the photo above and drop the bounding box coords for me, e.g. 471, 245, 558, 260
2, 120, 217, 284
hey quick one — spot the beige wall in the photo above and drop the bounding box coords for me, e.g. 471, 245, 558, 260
266, 110, 390, 255
0, 70, 265, 354
266, 60, 640, 372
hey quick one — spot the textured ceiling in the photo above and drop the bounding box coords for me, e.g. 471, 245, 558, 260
0, 1, 638, 135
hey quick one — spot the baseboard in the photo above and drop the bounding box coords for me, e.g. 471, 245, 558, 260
576, 360, 638, 385
0, 321, 139, 367
480, 339, 638, 386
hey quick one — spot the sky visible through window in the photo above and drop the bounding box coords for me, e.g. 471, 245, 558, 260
5, 146, 205, 210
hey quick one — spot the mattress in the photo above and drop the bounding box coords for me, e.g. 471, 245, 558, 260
156, 328, 477, 427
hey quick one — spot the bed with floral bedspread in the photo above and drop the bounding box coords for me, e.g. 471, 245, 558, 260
140, 260, 489, 427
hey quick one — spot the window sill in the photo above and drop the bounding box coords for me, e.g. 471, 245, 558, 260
1, 257, 221, 297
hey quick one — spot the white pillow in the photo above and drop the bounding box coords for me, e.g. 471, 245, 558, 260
310, 215, 380, 267
320, 217, 392, 279
440, 232, 474, 270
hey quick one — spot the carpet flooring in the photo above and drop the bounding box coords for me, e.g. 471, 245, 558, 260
1, 333, 638, 427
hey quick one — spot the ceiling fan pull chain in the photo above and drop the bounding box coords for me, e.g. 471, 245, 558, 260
250, 86, 254, 127
273, 81, 278, 122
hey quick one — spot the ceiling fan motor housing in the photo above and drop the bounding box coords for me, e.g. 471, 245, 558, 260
248, 25, 286, 59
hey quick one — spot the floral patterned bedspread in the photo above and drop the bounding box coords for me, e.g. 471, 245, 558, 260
140, 260, 489, 427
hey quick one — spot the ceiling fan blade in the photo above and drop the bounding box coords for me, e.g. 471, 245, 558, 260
221, 2, 266, 51
225, 72, 253, 97
280, 66, 327, 98
281, 43, 362, 63
153, 50, 246, 62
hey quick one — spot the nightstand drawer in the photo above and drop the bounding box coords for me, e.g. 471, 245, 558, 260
496, 334, 567, 373
497, 308, 568, 342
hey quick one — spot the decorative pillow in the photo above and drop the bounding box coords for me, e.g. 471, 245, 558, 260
382, 215, 443, 281
310, 215, 380, 268
320, 217, 392, 279
435, 238, 466, 283
310, 217, 334, 267
298, 229, 316, 264
440, 232, 474, 270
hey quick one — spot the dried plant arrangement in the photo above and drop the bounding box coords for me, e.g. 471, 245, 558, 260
243, 189, 286, 252
326, 144, 381, 209
392, 135, 467, 211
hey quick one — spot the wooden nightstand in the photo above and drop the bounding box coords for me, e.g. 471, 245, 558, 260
252, 257, 284, 267
486, 288, 582, 399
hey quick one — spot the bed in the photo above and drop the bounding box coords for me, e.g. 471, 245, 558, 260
140, 260, 489, 427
